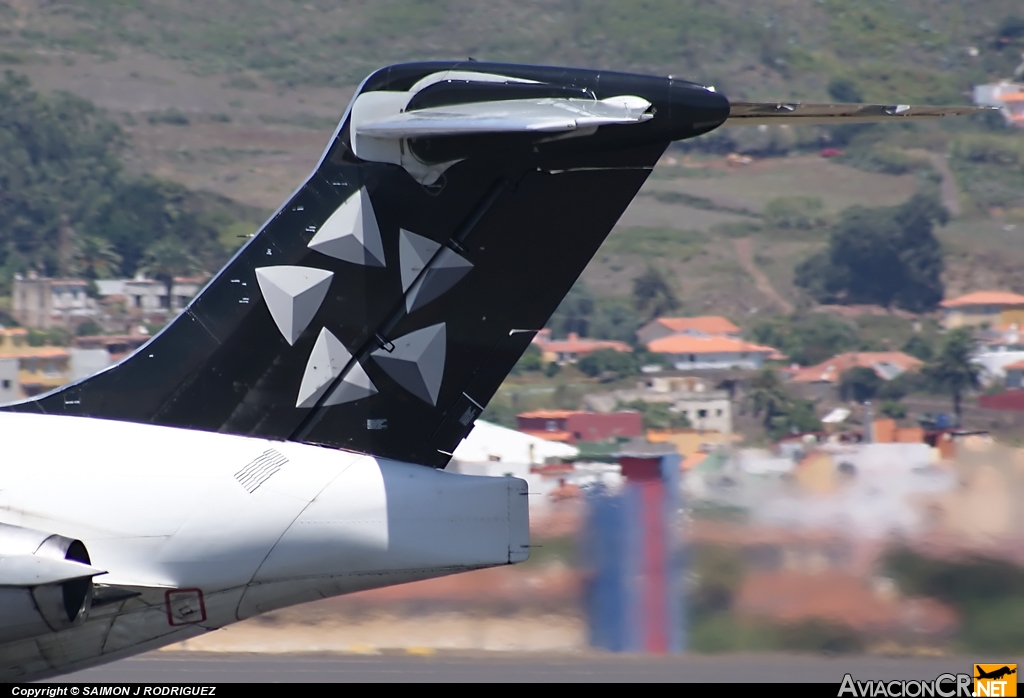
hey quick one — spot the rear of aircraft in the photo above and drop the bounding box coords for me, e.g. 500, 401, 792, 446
0, 60, 984, 679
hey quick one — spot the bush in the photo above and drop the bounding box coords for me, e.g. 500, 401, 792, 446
147, 108, 190, 126
544, 362, 561, 378
27, 328, 70, 347
749, 314, 858, 366
902, 335, 934, 361
836, 145, 932, 175
879, 400, 907, 419
75, 321, 102, 337
510, 344, 542, 374
763, 197, 827, 231
840, 366, 882, 403
617, 399, 691, 430
577, 348, 637, 379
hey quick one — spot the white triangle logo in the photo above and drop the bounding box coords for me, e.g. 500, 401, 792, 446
255, 266, 333, 345
308, 188, 386, 267
296, 328, 351, 408
372, 323, 446, 406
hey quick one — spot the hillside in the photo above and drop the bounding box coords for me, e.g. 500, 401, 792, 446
3, 1, 1023, 100
1, 1, 1024, 328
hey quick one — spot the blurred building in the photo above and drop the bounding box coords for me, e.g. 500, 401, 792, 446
12, 273, 95, 330
645, 335, 780, 371
531, 330, 631, 365
939, 290, 1024, 329
72, 334, 150, 362
973, 81, 1024, 127
517, 409, 643, 445
0, 327, 71, 397
635, 315, 741, 345
121, 276, 204, 314
588, 375, 733, 433
787, 351, 922, 399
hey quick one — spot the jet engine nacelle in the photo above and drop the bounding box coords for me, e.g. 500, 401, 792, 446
0, 523, 103, 644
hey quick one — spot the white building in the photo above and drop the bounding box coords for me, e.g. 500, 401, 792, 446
588, 375, 733, 433
122, 276, 204, 313
973, 81, 1024, 127
12, 273, 96, 330
646, 334, 780, 371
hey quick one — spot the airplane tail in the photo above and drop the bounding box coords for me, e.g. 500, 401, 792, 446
3, 62, 984, 467
4, 62, 726, 466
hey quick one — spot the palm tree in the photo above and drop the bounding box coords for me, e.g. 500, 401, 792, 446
71, 236, 122, 280
746, 368, 792, 429
140, 238, 201, 310
922, 327, 982, 426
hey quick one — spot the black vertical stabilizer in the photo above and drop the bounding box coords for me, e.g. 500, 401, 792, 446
4, 62, 729, 467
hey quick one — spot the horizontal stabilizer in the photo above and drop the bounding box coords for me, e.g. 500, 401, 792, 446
356, 96, 654, 138
724, 101, 991, 126
0, 555, 106, 586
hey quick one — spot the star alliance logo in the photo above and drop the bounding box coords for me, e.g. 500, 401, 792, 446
255, 186, 473, 410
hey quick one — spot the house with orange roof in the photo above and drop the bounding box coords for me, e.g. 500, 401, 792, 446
789, 351, 923, 386
974, 81, 1024, 127
940, 291, 1024, 329
0, 328, 72, 397
1003, 359, 1024, 389
532, 330, 631, 365
516, 409, 643, 445
645, 334, 780, 371
636, 316, 740, 345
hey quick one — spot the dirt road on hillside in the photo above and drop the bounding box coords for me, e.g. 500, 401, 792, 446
733, 237, 794, 313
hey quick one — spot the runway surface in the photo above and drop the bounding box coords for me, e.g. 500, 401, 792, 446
48, 651, 997, 683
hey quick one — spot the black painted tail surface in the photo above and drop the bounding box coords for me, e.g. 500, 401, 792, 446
5, 62, 728, 467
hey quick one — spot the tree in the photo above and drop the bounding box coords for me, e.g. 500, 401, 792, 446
510, 344, 542, 375
618, 399, 691, 430
922, 328, 982, 426
748, 314, 858, 366
746, 369, 791, 429
840, 366, 882, 403
902, 335, 934, 362
746, 368, 822, 438
140, 238, 200, 305
828, 77, 864, 103
577, 348, 637, 380
880, 401, 907, 419
632, 267, 679, 322
767, 398, 821, 440
548, 282, 595, 338
794, 193, 947, 312
71, 235, 123, 280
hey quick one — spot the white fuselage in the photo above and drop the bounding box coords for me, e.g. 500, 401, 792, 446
0, 412, 529, 681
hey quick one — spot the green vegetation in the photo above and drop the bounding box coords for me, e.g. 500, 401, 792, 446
547, 283, 640, 343
616, 399, 690, 431
4, 0, 1015, 104
688, 543, 863, 654
632, 267, 681, 325
885, 546, 1024, 653
746, 369, 822, 439
146, 108, 190, 126
795, 193, 947, 312
0, 72, 264, 292
749, 314, 858, 367
577, 349, 637, 382
922, 327, 982, 425
839, 366, 881, 403
949, 133, 1024, 212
